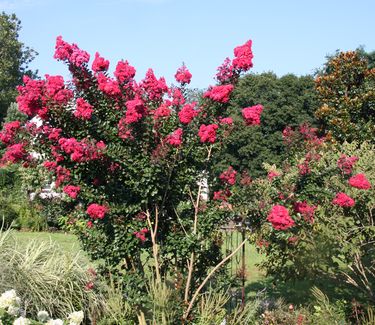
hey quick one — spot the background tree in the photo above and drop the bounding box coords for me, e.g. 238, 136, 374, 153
0, 12, 37, 123
315, 50, 375, 143
214, 72, 318, 178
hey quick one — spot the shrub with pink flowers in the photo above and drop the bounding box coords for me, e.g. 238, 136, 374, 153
0, 37, 259, 307
231, 129, 375, 291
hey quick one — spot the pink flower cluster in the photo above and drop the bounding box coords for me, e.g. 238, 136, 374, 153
332, 192, 355, 207
58, 138, 106, 162
0, 121, 21, 145
293, 201, 316, 223
97, 73, 121, 97
166, 128, 183, 147
63, 185, 81, 199
74, 98, 93, 120
114, 60, 136, 84
125, 98, 147, 124
198, 124, 219, 143
213, 189, 231, 201
92, 52, 109, 72
216, 58, 234, 84
44, 75, 73, 105
337, 154, 358, 174
1, 143, 27, 164
349, 173, 371, 190
86, 203, 108, 220
242, 104, 263, 126
178, 102, 198, 124
153, 101, 171, 120
134, 228, 149, 242
16, 76, 45, 117
174, 65, 192, 85
54, 36, 90, 67
267, 171, 280, 181
141, 69, 168, 101
233, 40, 253, 71
219, 166, 237, 186
203, 84, 234, 103
267, 205, 295, 230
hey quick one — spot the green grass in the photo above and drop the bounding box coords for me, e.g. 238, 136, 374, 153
12, 231, 83, 255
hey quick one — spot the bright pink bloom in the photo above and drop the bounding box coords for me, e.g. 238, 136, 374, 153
118, 119, 133, 140
242, 104, 263, 126
58, 138, 105, 163
332, 192, 355, 207
198, 124, 219, 143
171, 88, 185, 107
267, 171, 280, 181
125, 98, 147, 124
69, 44, 90, 67
43, 161, 57, 171
0, 121, 21, 145
337, 155, 359, 175
42, 126, 61, 141
219, 117, 233, 125
141, 68, 168, 101
219, 166, 237, 186
293, 201, 316, 223
166, 128, 183, 147
114, 60, 136, 84
63, 185, 81, 199
92, 52, 109, 72
267, 205, 295, 230
87, 203, 108, 220
298, 161, 310, 175
74, 98, 93, 120
55, 166, 71, 187
1, 143, 27, 164
203, 84, 234, 103
178, 102, 198, 124
16, 76, 45, 117
174, 65, 192, 84
97, 73, 121, 97
54, 36, 73, 61
216, 57, 234, 84
133, 228, 149, 242
154, 101, 171, 120
232, 40, 253, 71
349, 174, 371, 190
45, 75, 73, 105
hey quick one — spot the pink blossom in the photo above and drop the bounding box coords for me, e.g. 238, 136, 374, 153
74, 98, 93, 120
267, 205, 295, 230
87, 203, 108, 220
114, 60, 136, 84
337, 155, 359, 175
332, 192, 355, 207
174, 65, 192, 84
166, 128, 183, 147
293, 201, 316, 223
141, 68, 168, 101
203, 84, 234, 103
232, 40, 253, 71
216, 57, 234, 84
63, 185, 81, 199
97, 73, 121, 97
242, 104, 263, 126
198, 124, 219, 143
0, 121, 21, 145
133, 228, 149, 242
219, 117, 233, 125
178, 102, 198, 124
219, 166, 237, 186
16, 76, 45, 117
69, 44, 90, 67
54, 36, 73, 61
153, 101, 171, 120
1, 143, 27, 164
125, 98, 147, 124
267, 171, 280, 181
92, 52, 109, 72
348, 174, 371, 190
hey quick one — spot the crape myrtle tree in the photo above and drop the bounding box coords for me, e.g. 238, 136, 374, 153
214, 72, 318, 178
0, 37, 261, 311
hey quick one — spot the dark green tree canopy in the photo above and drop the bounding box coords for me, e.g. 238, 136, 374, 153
0, 12, 37, 122
215, 72, 318, 178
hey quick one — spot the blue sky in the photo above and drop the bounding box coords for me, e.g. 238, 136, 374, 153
2, 0, 374, 89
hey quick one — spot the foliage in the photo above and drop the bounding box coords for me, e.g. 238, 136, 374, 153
231, 125, 375, 303
214, 72, 318, 178
0, 12, 37, 122
315, 50, 375, 143
0, 229, 105, 321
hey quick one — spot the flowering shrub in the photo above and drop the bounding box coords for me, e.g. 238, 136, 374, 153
1, 37, 259, 305
231, 125, 375, 290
